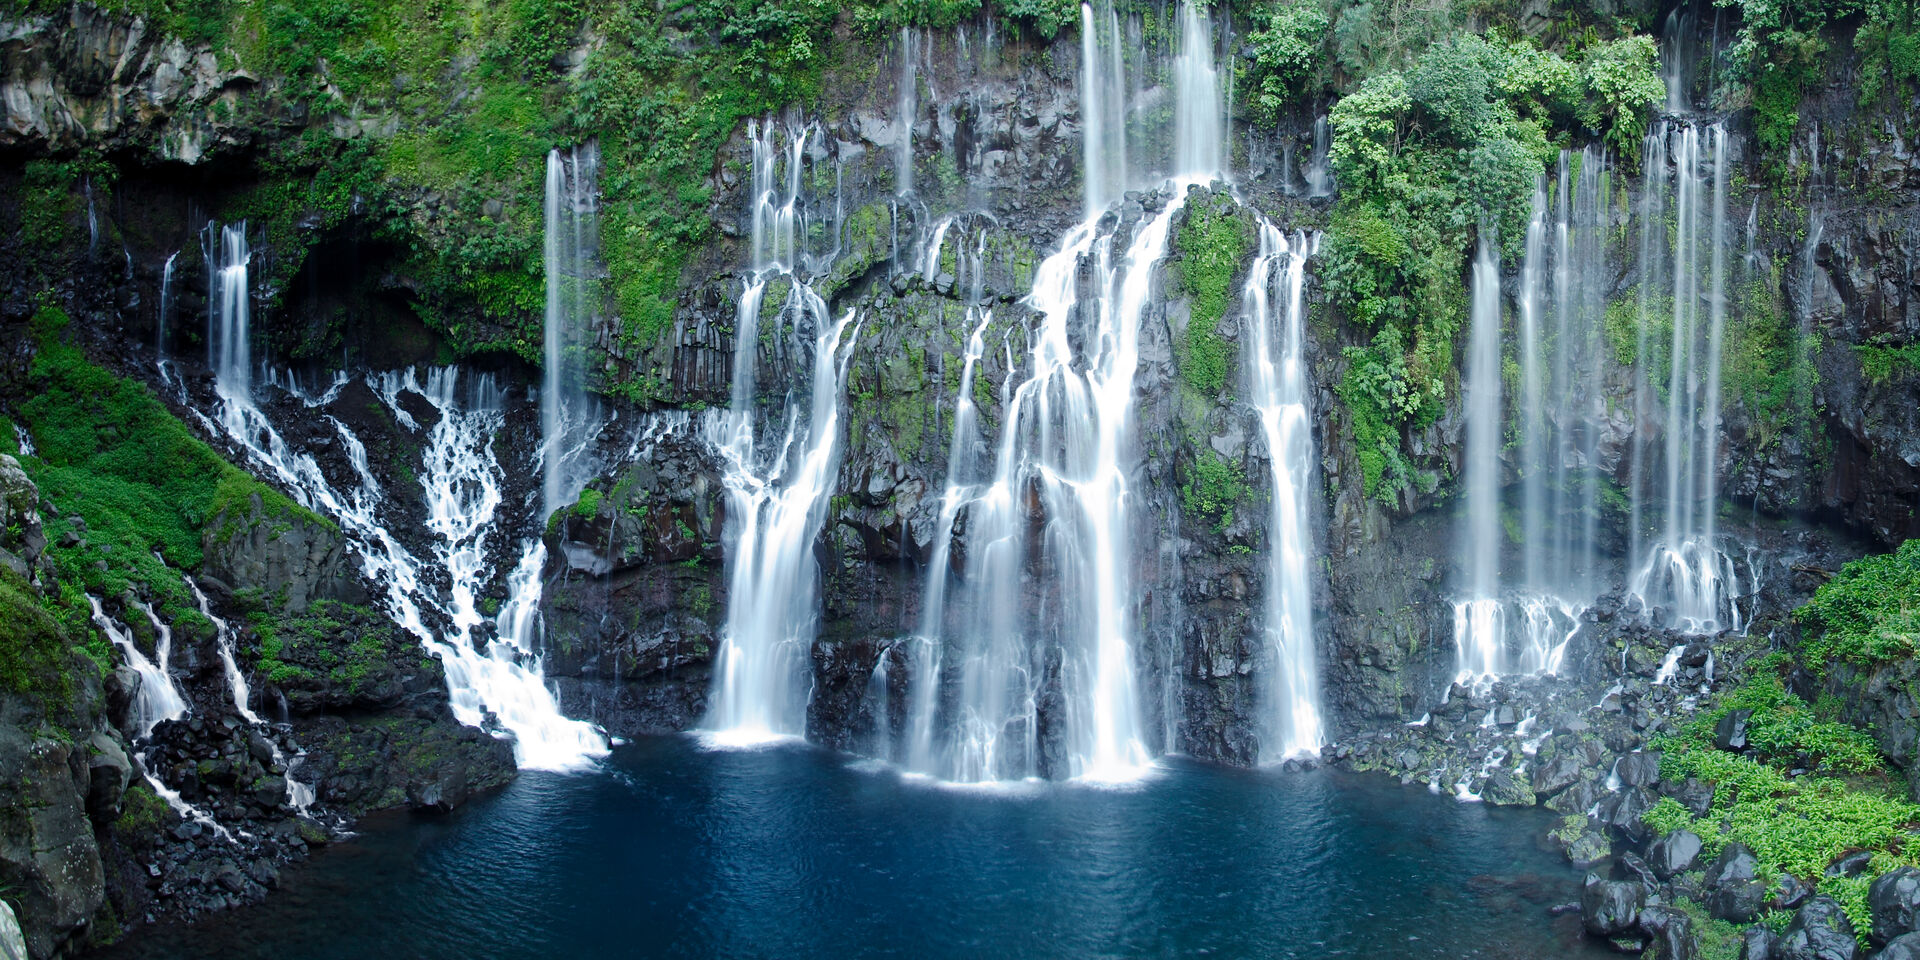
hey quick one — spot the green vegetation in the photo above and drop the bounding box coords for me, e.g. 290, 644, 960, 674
1723, 262, 1820, 452
1796, 539, 1920, 672
0, 572, 79, 703
10, 305, 325, 649
1317, 31, 1660, 505
1180, 449, 1248, 533
1858, 339, 1920, 387
1715, 0, 1920, 156
1645, 663, 1920, 942
1174, 200, 1251, 396
573, 488, 603, 519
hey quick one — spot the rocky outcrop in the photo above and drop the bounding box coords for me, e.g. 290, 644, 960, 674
0, 4, 273, 162
542, 428, 729, 735
202, 493, 360, 613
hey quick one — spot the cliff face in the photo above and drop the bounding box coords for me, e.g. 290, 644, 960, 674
4, 0, 1920, 950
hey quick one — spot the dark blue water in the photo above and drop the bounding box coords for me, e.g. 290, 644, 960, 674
108, 736, 1610, 959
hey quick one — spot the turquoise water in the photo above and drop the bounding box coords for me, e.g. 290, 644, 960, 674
107, 736, 1610, 959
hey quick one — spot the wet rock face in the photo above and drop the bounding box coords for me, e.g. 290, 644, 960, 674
541, 430, 728, 737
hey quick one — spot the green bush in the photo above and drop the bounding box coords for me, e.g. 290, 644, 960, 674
1797, 540, 1920, 671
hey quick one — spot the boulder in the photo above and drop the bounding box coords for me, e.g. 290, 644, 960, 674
1640, 903, 1697, 960
1534, 753, 1584, 797
1717, 709, 1753, 750
0, 901, 23, 960
1708, 843, 1769, 923
1875, 933, 1920, 960
1584, 873, 1646, 936
1747, 926, 1781, 960
1618, 751, 1663, 787
1779, 896, 1858, 960
1652, 829, 1705, 879
1872, 868, 1920, 946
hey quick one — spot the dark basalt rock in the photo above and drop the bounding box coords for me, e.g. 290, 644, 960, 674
1617, 751, 1662, 788
1650, 829, 1704, 880
1716, 709, 1753, 751
1708, 843, 1768, 923
1638, 903, 1697, 960
1875, 933, 1920, 960
1583, 873, 1645, 937
1871, 867, 1920, 946
1779, 896, 1858, 960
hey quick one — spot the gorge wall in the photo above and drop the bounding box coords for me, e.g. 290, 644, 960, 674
2, 0, 1920, 954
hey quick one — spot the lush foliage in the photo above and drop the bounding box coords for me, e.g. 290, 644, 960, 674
1174, 201, 1251, 396
1797, 540, 1920, 672
1645, 666, 1919, 943
10, 304, 325, 660
1245, 0, 1331, 123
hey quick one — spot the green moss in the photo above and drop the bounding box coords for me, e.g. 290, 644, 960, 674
0, 574, 75, 704
573, 488, 603, 519
1858, 341, 1920, 387
1181, 448, 1249, 534
1174, 200, 1250, 397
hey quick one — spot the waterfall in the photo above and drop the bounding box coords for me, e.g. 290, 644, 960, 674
1454, 239, 1506, 684
1244, 225, 1323, 759
896, 27, 917, 195
904, 229, 993, 774
208, 221, 251, 399
896, 0, 1227, 782
1172, 2, 1223, 180
1627, 122, 1740, 634
91, 596, 187, 739
188, 576, 259, 724
158, 251, 178, 356
541, 144, 604, 520
702, 121, 864, 744
1303, 116, 1333, 199
199, 223, 605, 771
1079, 0, 1128, 215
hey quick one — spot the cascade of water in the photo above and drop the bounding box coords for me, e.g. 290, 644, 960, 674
541, 144, 605, 519
208, 222, 251, 398
158, 251, 178, 356
90, 597, 187, 739
1464, 148, 1611, 679
703, 120, 864, 744
896, 27, 918, 195
1244, 224, 1323, 759
187, 577, 258, 724
896, 0, 1228, 782
1079, 0, 1128, 215
1303, 116, 1333, 199
85, 178, 97, 254
199, 223, 604, 770
1454, 239, 1506, 684
1627, 122, 1739, 634
1172, 2, 1223, 180
904, 229, 994, 774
